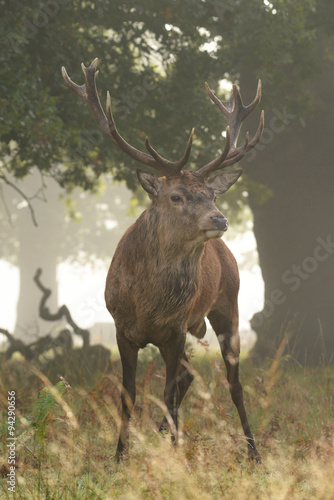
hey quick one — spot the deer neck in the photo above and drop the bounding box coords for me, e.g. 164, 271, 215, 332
129, 207, 204, 325
144, 205, 205, 265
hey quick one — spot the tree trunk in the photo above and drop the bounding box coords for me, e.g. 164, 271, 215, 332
244, 68, 334, 365
14, 174, 63, 340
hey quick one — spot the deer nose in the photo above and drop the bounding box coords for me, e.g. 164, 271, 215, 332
211, 216, 228, 231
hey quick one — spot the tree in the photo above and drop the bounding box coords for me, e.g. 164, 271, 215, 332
1, 0, 332, 364
1, 171, 135, 336
0, 0, 237, 195
212, 0, 334, 364
1, 0, 239, 335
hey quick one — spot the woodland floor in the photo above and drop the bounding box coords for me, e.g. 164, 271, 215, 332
0, 344, 333, 499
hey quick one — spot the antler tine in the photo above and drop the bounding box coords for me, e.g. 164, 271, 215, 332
218, 131, 249, 168
145, 128, 194, 171
246, 109, 264, 150
205, 80, 261, 150
106, 92, 193, 176
223, 108, 264, 163
105, 92, 169, 175
62, 59, 193, 177
62, 58, 111, 139
197, 80, 264, 177
197, 127, 231, 178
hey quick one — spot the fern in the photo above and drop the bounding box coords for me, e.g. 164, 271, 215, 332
29, 380, 68, 443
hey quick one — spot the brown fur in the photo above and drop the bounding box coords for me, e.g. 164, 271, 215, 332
105, 171, 260, 462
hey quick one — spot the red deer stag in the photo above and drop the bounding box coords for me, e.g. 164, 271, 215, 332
62, 59, 264, 462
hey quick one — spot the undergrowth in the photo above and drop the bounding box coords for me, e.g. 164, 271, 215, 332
0, 346, 333, 499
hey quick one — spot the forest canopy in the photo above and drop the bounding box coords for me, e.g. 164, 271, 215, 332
1, 0, 333, 364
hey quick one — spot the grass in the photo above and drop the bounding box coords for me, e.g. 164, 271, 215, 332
0, 344, 333, 499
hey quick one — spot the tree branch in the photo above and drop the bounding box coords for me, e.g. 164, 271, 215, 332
0, 328, 34, 360
0, 183, 13, 226
33, 268, 90, 349
0, 173, 38, 227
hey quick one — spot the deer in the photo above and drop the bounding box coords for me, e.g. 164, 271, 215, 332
62, 58, 264, 463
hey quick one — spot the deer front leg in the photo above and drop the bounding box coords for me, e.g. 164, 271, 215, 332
116, 333, 139, 461
158, 334, 188, 443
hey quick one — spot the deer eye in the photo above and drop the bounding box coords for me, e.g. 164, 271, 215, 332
171, 195, 182, 203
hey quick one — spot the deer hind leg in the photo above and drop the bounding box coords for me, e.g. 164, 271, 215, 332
158, 338, 194, 442
116, 333, 139, 461
208, 310, 261, 462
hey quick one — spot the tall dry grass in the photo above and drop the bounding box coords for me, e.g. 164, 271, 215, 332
0, 345, 333, 499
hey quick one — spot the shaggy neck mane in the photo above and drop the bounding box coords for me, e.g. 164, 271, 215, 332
122, 206, 204, 321
142, 204, 205, 264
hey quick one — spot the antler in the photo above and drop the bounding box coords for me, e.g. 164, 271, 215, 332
197, 81, 264, 178
61, 58, 194, 177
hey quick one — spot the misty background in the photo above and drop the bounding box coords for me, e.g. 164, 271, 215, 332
1, 0, 333, 365
0, 170, 263, 350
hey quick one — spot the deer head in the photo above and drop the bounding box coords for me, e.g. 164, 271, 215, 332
62, 59, 264, 243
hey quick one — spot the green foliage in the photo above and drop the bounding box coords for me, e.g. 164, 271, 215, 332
0, 0, 219, 193
1, 0, 333, 316
1, 0, 329, 195
28, 380, 69, 444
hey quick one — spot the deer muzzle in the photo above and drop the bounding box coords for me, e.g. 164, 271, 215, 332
210, 216, 228, 232
201, 216, 228, 239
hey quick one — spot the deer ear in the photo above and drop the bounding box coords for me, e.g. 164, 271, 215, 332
137, 169, 162, 198
207, 169, 243, 195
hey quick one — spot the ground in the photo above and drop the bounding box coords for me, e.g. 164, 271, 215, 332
0, 345, 333, 499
